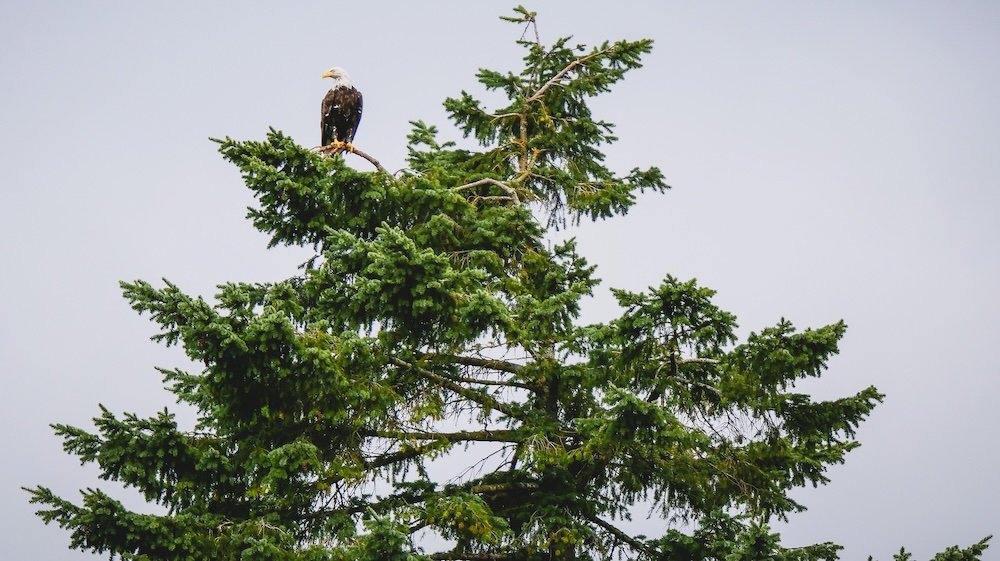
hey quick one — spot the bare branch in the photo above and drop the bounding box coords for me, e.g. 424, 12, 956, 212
345, 489, 430, 516
419, 353, 539, 392
489, 111, 520, 121
390, 357, 526, 420
310, 444, 435, 490
468, 482, 538, 494
679, 357, 720, 365
349, 147, 390, 174
427, 353, 526, 375
362, 446, 429, 470
315, 144, 389, 174
584, 512, 655, 557
408, 521, 429, 535
430, 553, 512, 561
446, 373, 536, 391
366, 429, 522, 443
452, 178, 521, 204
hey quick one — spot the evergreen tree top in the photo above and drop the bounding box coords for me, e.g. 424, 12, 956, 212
24, 7, 991, 561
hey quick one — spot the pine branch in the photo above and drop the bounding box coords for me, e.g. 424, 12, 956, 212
430, 553, 512, 561
362, 446, 429, 470
366, 429, 522, 443
390, 357, 526, 420
426, 353, 526, 375
309, 478, 537, 523
420, 353, 539, 392
680, 357, 720, 365
525, 47, 614, 103
468, 481, 538, 494
440, 373, 537, 392
305, 488, 433, 518
584, 512, 654, 558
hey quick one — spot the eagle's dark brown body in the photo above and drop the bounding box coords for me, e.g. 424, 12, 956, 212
321, 80, 363, 147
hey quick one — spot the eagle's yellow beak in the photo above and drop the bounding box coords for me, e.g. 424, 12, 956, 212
321, 71, 335, 79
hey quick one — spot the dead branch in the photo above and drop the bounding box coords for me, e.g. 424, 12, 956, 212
415, 354, 539, 394
315, 144, 389, 174
679, 357, 720, 365
584, 512, 654, 557
436, 370, 537, 392
366, 429, 522, 443
362, 446, 428, 470
423, 353, 526, 375
469, 481, 538, 494
389, 357, 525, 420
430, 553, 512, 561
452, 178, 521, 204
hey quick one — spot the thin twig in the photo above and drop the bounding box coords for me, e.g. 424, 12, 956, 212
517, 9, 539, 45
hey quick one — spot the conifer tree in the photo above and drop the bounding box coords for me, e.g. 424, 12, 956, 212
26, 7, 991, 561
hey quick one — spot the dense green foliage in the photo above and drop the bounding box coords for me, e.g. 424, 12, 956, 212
26, 7, 990, 561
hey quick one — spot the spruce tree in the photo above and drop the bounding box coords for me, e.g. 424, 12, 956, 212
26, 7, 991, 561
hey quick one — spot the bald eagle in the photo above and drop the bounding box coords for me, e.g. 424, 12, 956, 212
321, 67, 363, 152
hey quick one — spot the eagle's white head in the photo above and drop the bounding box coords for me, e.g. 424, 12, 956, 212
321, 67, 353, 89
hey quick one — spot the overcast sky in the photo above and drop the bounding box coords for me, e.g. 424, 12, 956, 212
2, 2, 998, 559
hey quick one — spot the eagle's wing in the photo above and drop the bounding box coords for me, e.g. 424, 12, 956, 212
350, 91, 363, 141
321, 89, 338, 146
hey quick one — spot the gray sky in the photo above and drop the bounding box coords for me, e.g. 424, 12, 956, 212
2, 2, 998, 559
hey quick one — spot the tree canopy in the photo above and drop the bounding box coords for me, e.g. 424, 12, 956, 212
26, 7, 991, 561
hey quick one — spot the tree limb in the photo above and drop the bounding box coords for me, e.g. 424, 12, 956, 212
525, 47, 613, 103
425, 353, 526, 375
679, 357, 720, 365
584, 512, 654, 557
452, 178, 521, 204
390, 357, 525, 420
430, 553, 512, 561
345, 489, 430, 516
307, 480, 536, 522
419, 353, 538, 392
362, 446, 429, 470
349, 146, 389, 174
366, 429, 522, 443
444, 373, 537, 392
468, 481, 538, 494
316, 144, 389, 174
311, 445, 434, 489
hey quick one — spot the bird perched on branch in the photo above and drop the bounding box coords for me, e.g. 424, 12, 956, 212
320, 67, 363, 153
